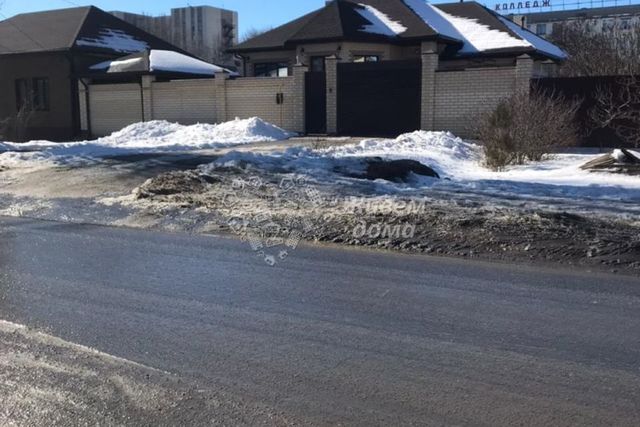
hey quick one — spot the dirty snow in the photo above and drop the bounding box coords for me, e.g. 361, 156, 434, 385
75, 29, 149, 53
203, 131, 640, 217
356, 4, 408, 36
0, 118, 293, 167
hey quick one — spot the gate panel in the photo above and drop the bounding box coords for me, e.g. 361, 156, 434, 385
305, 72, 327, 134
338, 60, 421, 136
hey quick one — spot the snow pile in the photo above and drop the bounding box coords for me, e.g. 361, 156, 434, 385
326, 131, 482, 178
0, 118, 293, 167
356, 4, 408, 36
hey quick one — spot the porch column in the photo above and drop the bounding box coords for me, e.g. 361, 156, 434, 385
292, 64, 308, 134
515, 54, 534, 94
325, 55, 339, 135
421, 41, 439, 131
214, 72, 229, 123
141, 75, 155, 121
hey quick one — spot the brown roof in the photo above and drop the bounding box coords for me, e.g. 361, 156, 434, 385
0, 6, 185, 55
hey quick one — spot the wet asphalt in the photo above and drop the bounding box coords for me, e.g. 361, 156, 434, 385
1, 216, 640, 425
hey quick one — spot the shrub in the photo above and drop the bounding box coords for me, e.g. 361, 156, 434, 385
475, 90, 581, 170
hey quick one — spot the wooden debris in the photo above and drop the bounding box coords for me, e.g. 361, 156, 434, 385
581, 148, 640, 175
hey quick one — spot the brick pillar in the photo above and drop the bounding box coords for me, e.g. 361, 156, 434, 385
214, 72, 229, 123
515, 54, 534, 94
325, 55, 339, 134
421, 41, 439, 131
292, 64, 308, 134
141, 75, 155, 121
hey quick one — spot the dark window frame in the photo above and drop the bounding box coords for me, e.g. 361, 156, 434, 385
254, 62, 289, 77
15, 77, 50, 112
310, 56, 326, 73
353, 55, 380, 63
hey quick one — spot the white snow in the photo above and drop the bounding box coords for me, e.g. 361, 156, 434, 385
149, 50, 233, 75
356, 4, 407, 36
90, 57, 144, 72
404, 0, 565, 58
76, 29, 149, 53
497, 15, 568, 60
0, 118, 293, 167
403, 0, 464, 41
431, 8, 530, 53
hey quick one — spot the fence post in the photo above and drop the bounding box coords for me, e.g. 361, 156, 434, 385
516, 54, 534, 94
141, 75, 155, 121
421, 41, 439, 131
325, 55, 339, 135
214, 72, 229, 123
292, 64, 308, 134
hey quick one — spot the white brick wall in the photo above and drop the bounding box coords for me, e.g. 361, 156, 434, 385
151, 80, 218, 124
434, 67, 516, 137
89, 84, 142, 137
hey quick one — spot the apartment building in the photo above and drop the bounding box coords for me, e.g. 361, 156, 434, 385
111, 6, 238, 68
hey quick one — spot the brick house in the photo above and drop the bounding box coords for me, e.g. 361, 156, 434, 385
230, 0, 566, 136
78, 0, 567, 138
0, 6, 189, 141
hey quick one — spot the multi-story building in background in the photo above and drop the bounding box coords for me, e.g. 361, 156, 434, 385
507, 4, 640, 38
111, 6, 238, 68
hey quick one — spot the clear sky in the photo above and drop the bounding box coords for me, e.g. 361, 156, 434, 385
0, 0, 331, 38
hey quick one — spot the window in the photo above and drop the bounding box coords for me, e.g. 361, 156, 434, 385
353, 55, 379, 63
535, 23, 547, 35
310, 56, 326, 73
15, 78, 49, 112
254, 62, 289, 77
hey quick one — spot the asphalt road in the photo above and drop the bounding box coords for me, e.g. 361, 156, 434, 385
0, 216, 639, 426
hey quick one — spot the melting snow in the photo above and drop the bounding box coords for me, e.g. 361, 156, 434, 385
76, 29, 149, 53
90, 57, 144, 72
356, 4, 407, 36
403, 0, 464, 41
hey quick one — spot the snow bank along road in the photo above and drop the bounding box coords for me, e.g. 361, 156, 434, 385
1, 216, 639, 425
1, 119, 639, 274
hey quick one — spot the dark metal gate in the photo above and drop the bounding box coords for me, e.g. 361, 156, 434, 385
305, 72, 326, 134
338, 60, 421, 136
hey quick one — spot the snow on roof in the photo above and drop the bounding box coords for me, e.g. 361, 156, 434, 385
149, 50, 231, 75
403, 0, 464, 41
90, 57, 144, 72
497, 15, 568, 60
76, 28, 149, 53
432, 8, 529, 53
356, 3, 408, 36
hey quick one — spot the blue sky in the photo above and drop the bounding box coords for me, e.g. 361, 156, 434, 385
0, 0, 332, 37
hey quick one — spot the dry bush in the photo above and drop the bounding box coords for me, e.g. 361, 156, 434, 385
2, 108, 34, 142
475, 90, 581, 170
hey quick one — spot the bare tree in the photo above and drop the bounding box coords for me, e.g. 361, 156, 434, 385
240, 27, 271, 43
590, 76, 640, 148
551, 20, 640, 77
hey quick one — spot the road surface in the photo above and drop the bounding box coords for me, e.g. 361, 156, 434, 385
0, 216, 639, 425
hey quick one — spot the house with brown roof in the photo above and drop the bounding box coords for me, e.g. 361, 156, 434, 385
0, 6, 196, 141
231, 0, 566, 77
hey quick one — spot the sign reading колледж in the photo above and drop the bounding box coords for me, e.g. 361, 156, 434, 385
495, 0, 551, 11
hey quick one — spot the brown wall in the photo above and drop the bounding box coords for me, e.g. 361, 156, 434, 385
242, 41, 421, 77
0, 52, 75, 141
